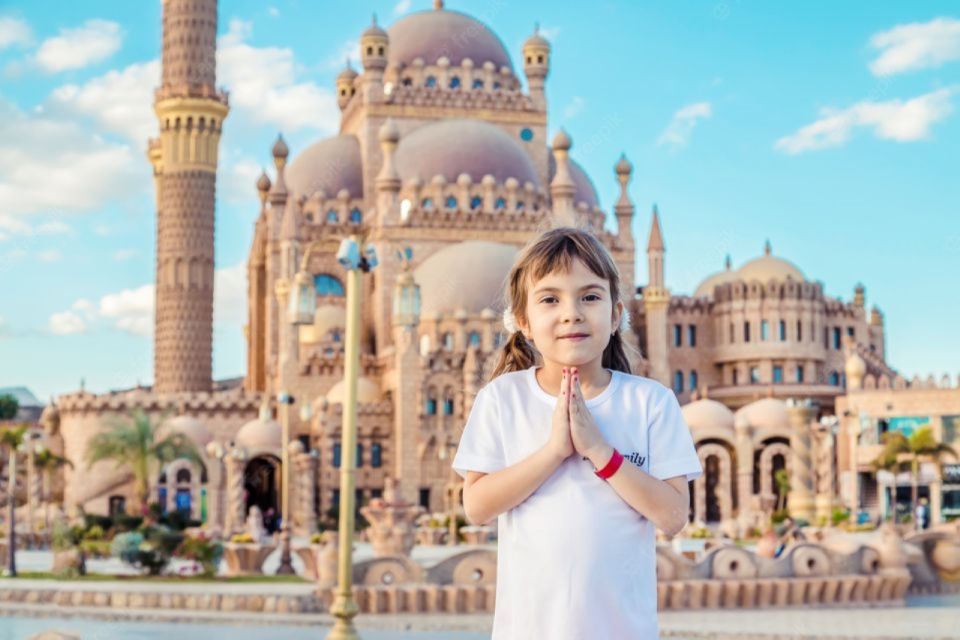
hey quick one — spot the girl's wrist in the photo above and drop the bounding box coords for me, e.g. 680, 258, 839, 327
583, 443, 614, 469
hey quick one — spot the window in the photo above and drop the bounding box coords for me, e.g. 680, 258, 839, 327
829, 371, 840, 386
425, 76, 437, 88
796, 365, 804, 383
495, 197, 506, 210
732, 368, 739, 385
673, 324, 682, 347
673, 371, 684, 393
326, 210, 338, 223
688, 325, 697, 347
689, 370, 698, 390
729, 323, 735, 343
442, 332, 454, 351
349, 208, 362, 224
847, 326, 855, 338
744, 321, 751, 343
449, 76, 461, 89
425, 397, 437, 415
773, 365, 783, 383
470, 195, 482, 210
516, 201, 525, 210
493, 81, 501, 89
468, 330, 481, 347
402, 77, 413, 86
356, 444, 363, 467
749, 366, 760, 384
761, 320, 769, 341
445, 195, 457, 209
833, 327, 842, 350
371, 443, 383, 468
520, 127, 534, 142
421, 197, 434, 209
315, 274, 345, 296
332, 489, 340, 510
108, 496, 126, 516
472, 78, 484, 89
419, 488, 431, 509
176, 469, 191, 483
779, 320, 786, 341
333, 443, 341, 468
443, 398, 454, 415
824, 327, 829, 348
797, 320, 802, 342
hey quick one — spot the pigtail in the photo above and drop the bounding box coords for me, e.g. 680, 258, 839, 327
601, 329, 634, 375
490, 330, 538, 379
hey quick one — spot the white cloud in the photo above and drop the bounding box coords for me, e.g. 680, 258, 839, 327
268, 6, 280, 18
775, 88, 955, 154
36, 221, 70, 235
35, 19, 122, 73
37, 249, 61, 262
869, 17, 960, 76
657, 101, 712, 149
562, 96, 585, 119
0, 16, 32, 50
221, 157, 263, 204
114, 248, 137, 261
394, 0, 413, 15
99, 283, 154, 336
219, 19, 339, 134
214, 263, 248, 329
50, 59, 159, 143
48, 299, 95, 335
0, 98, 144, 218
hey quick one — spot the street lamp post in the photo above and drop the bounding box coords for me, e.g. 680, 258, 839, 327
276, 391, 296, 575
438, 440, 460, 547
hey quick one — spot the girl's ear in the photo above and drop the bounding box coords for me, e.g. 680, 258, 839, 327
613, 300, 625, 334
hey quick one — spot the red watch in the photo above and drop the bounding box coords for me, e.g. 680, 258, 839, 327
594, 448, 624, 480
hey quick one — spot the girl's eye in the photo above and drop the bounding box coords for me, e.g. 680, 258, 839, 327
584, 294, 601, 301
540, 294, 601, 303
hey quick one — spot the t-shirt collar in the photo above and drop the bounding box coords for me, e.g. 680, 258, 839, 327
526, 365, 620, 407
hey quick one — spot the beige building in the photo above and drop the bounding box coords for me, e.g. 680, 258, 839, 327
37, 0, 951, 537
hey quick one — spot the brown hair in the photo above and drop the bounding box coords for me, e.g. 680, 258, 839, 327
490, 226, 635, 379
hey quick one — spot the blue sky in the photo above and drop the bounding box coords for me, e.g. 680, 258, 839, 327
0, 1, 957, 401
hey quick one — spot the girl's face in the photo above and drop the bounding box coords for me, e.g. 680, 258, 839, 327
519, 258, 623, 368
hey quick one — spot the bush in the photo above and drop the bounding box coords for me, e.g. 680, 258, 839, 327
51, 520, 81, 552
831, 507, 851, 526
112, 514, 143, 533
83, 525, 106, 541
111, 526, 184, 575
83, 514, 112, 532
177, 533, 223, 577
79, 539, 112, 558
771, 509, 790, 525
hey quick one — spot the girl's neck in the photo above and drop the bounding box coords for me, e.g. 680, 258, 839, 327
536, 359, 611, 400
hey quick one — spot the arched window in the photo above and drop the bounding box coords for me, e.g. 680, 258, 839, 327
371, 443, 383, 468
516, 201, 525, 210
445, 195, 457, 209
402, 77, 412, 86
421, 197, 434, 210
829, 371, 840, 386
356, 444, 363, 467
472, 78, 484, 89
673, 371, 684, 393
349, 208, 362, 223
425, 75, 437, 88
326, 209, 338, 223
444, 398, 455, 415
315, 274, 345, 296
495, 197, 506, 210
468, 330, 481, 347
469, 195, 482, 210
493, 332, 504, 347
333, 442, 342, 468
442, 332, 454, 350
492, 81, 501, 90
176, 469, 191, 484
689, 370, 698, 391
449, 76, 461, 89
425, 396, 437, 415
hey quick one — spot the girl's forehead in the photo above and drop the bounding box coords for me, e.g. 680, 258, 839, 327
527, 258, 608, 290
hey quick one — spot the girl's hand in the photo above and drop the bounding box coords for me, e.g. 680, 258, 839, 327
569, 368, 609, 461
546, 367, 574, 461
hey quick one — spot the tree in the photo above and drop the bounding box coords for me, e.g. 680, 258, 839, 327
85, 409, 201, 515
774, 468, 791, 513
872, 427, 957, 522
1, 424, 28, 576
34, 449, 73, 530
0, 395, 18, 421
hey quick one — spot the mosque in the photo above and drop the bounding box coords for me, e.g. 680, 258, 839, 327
34, 0, 959, 537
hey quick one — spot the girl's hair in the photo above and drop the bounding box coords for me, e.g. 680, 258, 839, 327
491, 226, 636, 379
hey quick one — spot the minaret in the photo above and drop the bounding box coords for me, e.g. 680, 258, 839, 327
150, 0, 229, 393
643, 205, 670, 386
522, 25, 550, 111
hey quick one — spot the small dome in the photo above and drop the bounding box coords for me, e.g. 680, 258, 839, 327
387, 9, 513, 70
163, 415, 213, 448
363, 18, 388, 39
337, 62, 358, 81
735, 398, 790, 435
256, 170, 271, 193
737, 255, 805, 284
682, 399, 735, 434
615, 153, 632, 176
236, 405, 282, 452
846, 352, 867, 379
327, 376, 382, 405
552, 129, 571, 151
272, 134, 289, 159
414, 241, 518, 316
285, 135, 364, 198
524, 31, 550, 50
548, 153, 600, 208
379, 118, 399, 143
395, 119, 539, 186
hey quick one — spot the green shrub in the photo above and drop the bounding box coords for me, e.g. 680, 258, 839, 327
83, 525, 106, 541
177, 533, 223, 577
831, 507, 851, 526
111, 526, 183, 575
51, 520, 81, 552
771, 509, 790, 525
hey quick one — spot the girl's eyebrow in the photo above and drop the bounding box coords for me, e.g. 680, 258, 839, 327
533, 284, 606, 295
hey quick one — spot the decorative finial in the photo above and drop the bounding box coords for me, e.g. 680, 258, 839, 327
272, 133, 289, 159
764, 238, 771, 256
534, 21, 540, 34
724, 254, 732, 270
434, 0, 444, 10
371, 13, 378, 26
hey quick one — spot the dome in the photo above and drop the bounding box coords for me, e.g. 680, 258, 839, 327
272, 135, 288, 160
694, 268, 739, 298
846, 352, 867, 379
337, 63, 358, 81
737, 255, 804, 284
387, 9, 513, 71
162, 415, 213, 448
414, 241, 518, 316
236, 405, 282, 452
682, 399, 735, 434
548, 153, 600, 208
285, 135, 363, 198
395, 119, 539, 186
327, 376, 383, 405
734, 398, 790, 436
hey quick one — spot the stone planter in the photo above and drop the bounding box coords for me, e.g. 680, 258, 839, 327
51, 549, 86, 577
416, 528, 445, 546
293, 545, 323, 581
461, 526, 492, 545
222, 543, 276, 576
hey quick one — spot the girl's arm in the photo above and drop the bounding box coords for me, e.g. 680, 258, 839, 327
584, 443, 690, 537
462, 446, 566, 526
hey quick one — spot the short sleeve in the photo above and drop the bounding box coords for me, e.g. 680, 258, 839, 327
647, 387, 703, 482
452, 385, 506, 479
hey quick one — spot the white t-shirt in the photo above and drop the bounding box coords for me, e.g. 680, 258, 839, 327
453, 366, 703, 640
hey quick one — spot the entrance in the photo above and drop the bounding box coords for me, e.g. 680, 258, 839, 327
705, 456, 721, 523
244, 455, 280, 532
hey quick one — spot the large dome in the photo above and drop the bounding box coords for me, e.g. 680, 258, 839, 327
414, 240, 517, 316
285, 135, 363, 198
738, 255, 804, 284
326, 376, 383, 405
734, 398, 790, 439
694, 268, 738, 298
682, 399, 735, 435
236, 405, 282, 452
548, 153, 600, 208
161, 415, 213, 448
395, 119, 539, 186
387, 9, 513, 70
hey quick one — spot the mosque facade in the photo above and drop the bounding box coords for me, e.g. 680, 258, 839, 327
37, 0, 958, 537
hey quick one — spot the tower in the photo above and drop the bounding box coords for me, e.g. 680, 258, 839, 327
150, 0, 229, 393
644, 205, 670, 386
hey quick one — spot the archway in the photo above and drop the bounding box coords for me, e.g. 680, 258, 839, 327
243, 455, 280, 532
705, 456, 721, 522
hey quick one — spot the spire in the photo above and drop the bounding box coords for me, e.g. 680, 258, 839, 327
647, 204, 665, 251
724, 254, 732, 270
434, 0, 444, 9
764, 238, 772, 256
549, 129, 576, 222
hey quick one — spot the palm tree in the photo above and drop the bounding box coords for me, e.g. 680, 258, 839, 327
871, 427, 957, 523
1, 424, 28, 576
85, 409, 201, 515
34, 449, 73, 531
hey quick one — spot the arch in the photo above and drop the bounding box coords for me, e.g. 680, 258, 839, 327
243, 455, 280, 531
315, 273, 345, 296
758, 442, 791, 507
694, 443, 733, 524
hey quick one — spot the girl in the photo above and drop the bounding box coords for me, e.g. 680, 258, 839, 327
453, 227, 702, 639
